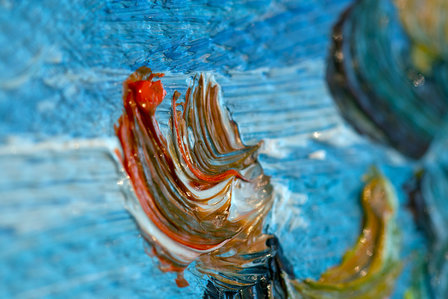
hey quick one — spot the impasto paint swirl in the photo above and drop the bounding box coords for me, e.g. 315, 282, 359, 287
115, 67, 273, 288
284, 169, 402, 298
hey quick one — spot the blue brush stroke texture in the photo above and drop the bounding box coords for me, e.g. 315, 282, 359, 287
0, 0, 429, 298
0, 0, 351, 139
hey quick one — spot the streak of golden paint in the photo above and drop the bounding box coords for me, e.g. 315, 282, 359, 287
285, 168, 402, 298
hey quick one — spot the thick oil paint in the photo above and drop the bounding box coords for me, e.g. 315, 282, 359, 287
116, 67, 273, 289
285, 169, 402, 298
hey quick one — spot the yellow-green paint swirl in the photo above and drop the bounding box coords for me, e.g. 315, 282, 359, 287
284, 168, 402, 298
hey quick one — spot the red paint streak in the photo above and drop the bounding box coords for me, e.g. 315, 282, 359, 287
115, 68, 274, 288
128, 80, 166, 114
115, 69, 230, 252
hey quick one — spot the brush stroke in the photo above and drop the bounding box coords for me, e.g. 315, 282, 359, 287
284, 168, 402, 298
115, 67, 273, 288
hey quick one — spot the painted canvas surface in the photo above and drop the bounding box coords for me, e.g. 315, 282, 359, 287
1, 0, 447, 298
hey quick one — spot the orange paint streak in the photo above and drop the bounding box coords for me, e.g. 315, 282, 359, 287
175, 272, 190, 288
114, 148, 123, 164
116, 71, 227, 251
145, 246, 190, 288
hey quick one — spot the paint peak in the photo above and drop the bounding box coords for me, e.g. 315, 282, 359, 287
128, 80, 166, 113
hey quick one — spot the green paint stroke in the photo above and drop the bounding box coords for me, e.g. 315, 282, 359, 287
284, 168, 402, 298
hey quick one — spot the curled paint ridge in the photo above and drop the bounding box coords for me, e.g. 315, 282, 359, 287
284, 168, 402, 298
115, 67, 273, 288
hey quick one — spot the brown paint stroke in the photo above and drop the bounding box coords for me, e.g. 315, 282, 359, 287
115, 67, 273, 288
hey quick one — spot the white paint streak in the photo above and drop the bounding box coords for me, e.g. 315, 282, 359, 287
308, 150, 326, 160
0, 136, 119, 155
314, 125, 364, 147
269, 180, 309, 232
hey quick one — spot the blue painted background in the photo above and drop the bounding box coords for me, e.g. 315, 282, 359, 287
0, 1, 426, 298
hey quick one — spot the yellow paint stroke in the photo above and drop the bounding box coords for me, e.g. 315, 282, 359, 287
285, 168, 402, 298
